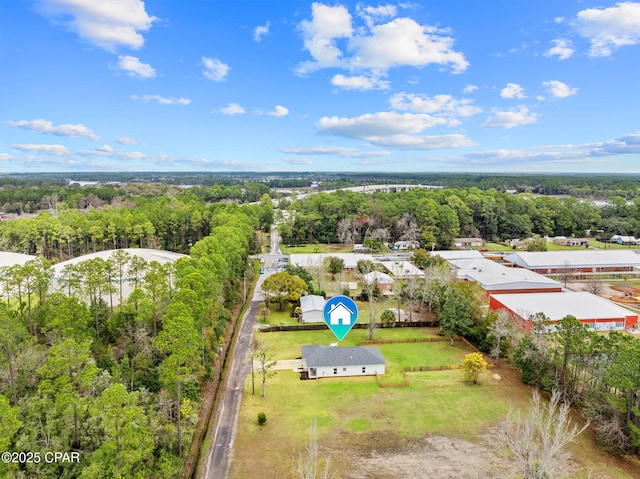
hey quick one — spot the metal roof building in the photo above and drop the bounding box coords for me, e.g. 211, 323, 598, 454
490, 291, 638, 332
289, 253, 374, 270
452, 258, 562, 295
299, 294, 325, 323
503, 250, 640, 274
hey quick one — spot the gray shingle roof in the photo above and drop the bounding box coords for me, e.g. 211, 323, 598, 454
301, 345, 386, 368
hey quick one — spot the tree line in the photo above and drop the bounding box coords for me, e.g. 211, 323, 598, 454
0, 191, 273, 260
279, 187, 640, 249
0, 201, 261, 478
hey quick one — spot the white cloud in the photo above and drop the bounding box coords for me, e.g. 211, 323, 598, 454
0, 153, 13, 161
12, 144, 70, 156
349, 17, 468, 73
96, 144, 113, 153
575, 2, 640, 57
220, 103, 245, 115
297, 3, 468, 77
314, 111, 476, 149
356, 4, 397, 27
117, 55, 156, 78
542, 80, 578, 98
389, 92, 482, 117
364, 134, 476, 150
253, 21, 270, 42
544, 39, 574, 60
116, 136, 138, 145
463, 84, 479, 94
331, 74, 390, 90
481, 106, 539, 129
500, 83, 526, 99
130, 94, 191, 105
283, 157, 313, 165
317, 111, 448, 140
7, 118, 99, 140
278, 146, 389, 158
202, 57, 230, 81
267, 105, 289, 117
297, 3, 353, 74
35, 0, 157, 51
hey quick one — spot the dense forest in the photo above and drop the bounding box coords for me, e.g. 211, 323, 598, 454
279, 187, 640, 248
0, 189, 272, 478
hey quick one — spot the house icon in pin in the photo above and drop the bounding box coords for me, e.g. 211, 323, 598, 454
328, 302, 354, 326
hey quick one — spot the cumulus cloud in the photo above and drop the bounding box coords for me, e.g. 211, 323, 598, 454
202, 57, 230, 81
220, 103, 245, 115
500, 83, 526, 99
267, 105, 289, 117
575, 2, 640, 57
117, 55, 156, 78
297, 3, 353, 73
12, 144, 70, 156
296, 3, 468, 78
130, 94, 191, 105
389, 92, 482, 117
481, 106, 539, 129
545, 39, 574, 60
463, 84, 479, 94
542, 80, 578, 98
253, 21, 270, 42
0, 153, 13, 161
331, 74, 390, 90
315, 111, 476, 150
116, 136, 138, 145
278, 146, 389, 158
356, 3, 397, 27
317, 111, 448, 139
35, 0, 157, 51
7, 118, 99, 140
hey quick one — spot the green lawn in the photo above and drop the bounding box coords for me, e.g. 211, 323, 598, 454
232, 327, 637, 479
280, 243, 354, 254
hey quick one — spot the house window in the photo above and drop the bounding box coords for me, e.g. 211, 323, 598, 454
342, 367, 347, 372
333, 368, 337, 375
362, 367, 366, 374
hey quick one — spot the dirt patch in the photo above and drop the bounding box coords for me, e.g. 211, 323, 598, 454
333, 432, 519, 479
565, 280, 625, 298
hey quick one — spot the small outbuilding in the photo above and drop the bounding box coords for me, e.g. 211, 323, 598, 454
301, 345, 386, 379
362, 271, 394, 292
299, 294, 326, 323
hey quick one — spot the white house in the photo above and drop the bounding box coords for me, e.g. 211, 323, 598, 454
327, 301, 354, 326
301, 345, 386, 379
300, 295, 325, 323
610, 235, 638, 245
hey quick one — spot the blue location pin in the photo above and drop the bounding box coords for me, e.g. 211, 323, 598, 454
323, 295, 359, 341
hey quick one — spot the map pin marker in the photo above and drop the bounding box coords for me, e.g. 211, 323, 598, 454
323, 295, 359, 342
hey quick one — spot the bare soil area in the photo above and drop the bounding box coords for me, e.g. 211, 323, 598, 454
333, 432, 520, 479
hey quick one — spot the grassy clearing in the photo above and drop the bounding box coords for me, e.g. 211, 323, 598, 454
280, 243, 354, 254
231, 327, 638, 479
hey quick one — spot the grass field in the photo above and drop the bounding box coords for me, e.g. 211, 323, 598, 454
230, 327, 639, 479
280, 243, 355, 254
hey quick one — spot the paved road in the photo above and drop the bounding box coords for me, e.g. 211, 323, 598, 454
200, 299, 259, 479
199, 223, 285, 479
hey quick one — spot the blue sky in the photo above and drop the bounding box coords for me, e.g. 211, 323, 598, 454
1, 0, 640, 173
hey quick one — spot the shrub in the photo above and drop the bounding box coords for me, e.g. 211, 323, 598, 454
257, 412, 267, 426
